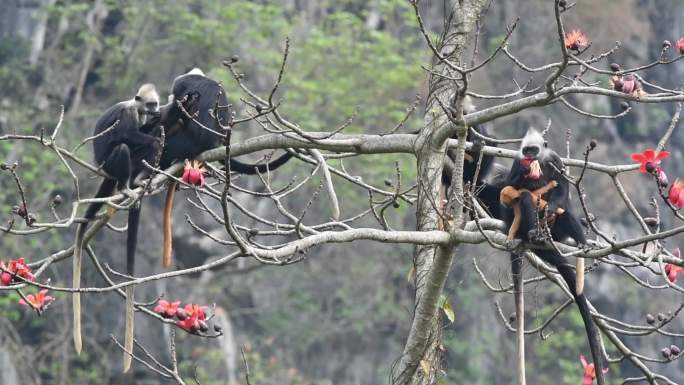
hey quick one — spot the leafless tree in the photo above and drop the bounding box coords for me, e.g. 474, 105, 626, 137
2, 1, 684, 384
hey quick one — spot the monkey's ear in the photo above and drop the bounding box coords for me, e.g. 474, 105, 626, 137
134, 95, 142, 101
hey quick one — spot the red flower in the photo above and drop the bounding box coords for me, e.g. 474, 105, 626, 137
19, 289, 55, 314
154, 299, 181, 318
631, 148, 670, 173
668, 179, 684, 208
580, 355, 608, 385
182, 160, 206, 187
564, 30, 590, 51
176, 316, 201, 332
175, 303, 209, 333
0, 272, 11, 286
183, 303, 208, 320
676, 38, 684, 54
665, 248, 684, 282
0, 258, 34, 285
621, 74, 641, 95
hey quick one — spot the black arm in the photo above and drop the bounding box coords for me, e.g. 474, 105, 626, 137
506, 159, 529, 188
546, 151, 570, 213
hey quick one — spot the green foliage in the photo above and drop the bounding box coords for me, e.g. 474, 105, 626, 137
0, 291, 22, 322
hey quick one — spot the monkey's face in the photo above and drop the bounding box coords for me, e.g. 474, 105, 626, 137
134, 84, 161, 123
134, 95, 160, 124
522, 144, 541, 159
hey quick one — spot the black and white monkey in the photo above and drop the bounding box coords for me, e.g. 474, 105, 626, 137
72, 83, 170, 370
158, 67, 292, 170
503, 128, 605, 385
440, 97, 501, 218
150, 68, 293, 267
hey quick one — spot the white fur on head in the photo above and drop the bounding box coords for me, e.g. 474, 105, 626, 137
136, 83, 160, 104
520, 127, 544, 153
187, 67, 205, 76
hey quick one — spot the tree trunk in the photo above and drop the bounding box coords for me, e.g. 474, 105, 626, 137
394, 2, 489, 384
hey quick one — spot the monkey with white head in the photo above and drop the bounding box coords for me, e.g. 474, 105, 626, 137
501, 128, 605, 385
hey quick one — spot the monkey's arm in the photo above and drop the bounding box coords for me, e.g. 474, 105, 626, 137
505, 160, 529, 188
546, 153, 570, 214
532, 180, 558, 197
139, 110, 164, 135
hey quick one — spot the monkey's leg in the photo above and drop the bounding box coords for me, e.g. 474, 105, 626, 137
129, 132, 161, 184
518, 192, 542, 242
102, 144, 132, 191
537, 249, 605, 385
508, 203, 522, 240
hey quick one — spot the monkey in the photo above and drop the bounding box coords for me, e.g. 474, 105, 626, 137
72, 83, 167, 371
159, 67, 292, 170
440, 96, 502, 218
502, 128, 605, 385
155, 68, 293, 267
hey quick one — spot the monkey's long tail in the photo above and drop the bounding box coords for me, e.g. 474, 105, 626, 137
73, 178, 117, 355
162, 180, 177, 268
537, 250, 605, 385
123, 204, 140, 373
511, 253, 526, 385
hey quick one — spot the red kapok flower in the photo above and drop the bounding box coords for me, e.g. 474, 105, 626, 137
580, 354, 608, 385
183, 303, 208, 320
621, 74, 641, 95
665, 248, 684, 282
19, 289, 55, 315
0, 271, 11, 286
182, 160, 206, 187
154, 299, 181, 318
176, 316, 200, 332
175, 303, 209, 333
668, 178, 684, 208
1, 258, 35, 285
676, 38, 684, 55
631, 148, 670, 173
564, 30, 590, 51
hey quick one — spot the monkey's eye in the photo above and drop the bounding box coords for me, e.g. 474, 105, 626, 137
146, 102, 158, 110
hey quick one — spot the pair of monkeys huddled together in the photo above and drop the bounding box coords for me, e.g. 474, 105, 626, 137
454, 121, 605, 384
72, 68, 292, 370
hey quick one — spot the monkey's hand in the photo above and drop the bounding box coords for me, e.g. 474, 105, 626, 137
182, 91, 201, 114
